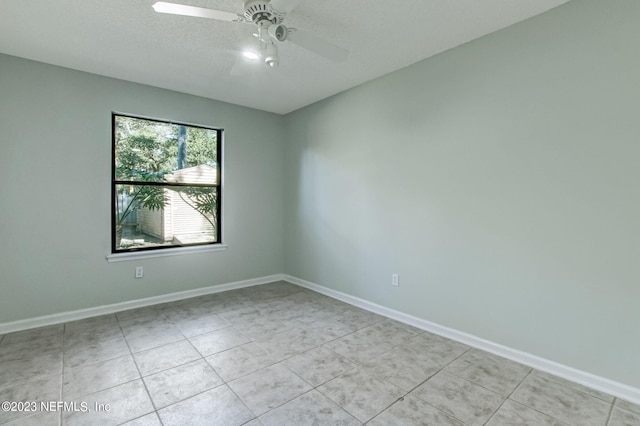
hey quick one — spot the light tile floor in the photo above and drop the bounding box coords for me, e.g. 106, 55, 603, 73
0, 281, 638, 425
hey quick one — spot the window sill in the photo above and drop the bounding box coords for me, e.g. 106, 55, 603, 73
106, 244, 228, 262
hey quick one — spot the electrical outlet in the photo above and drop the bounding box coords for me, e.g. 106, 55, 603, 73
392, 273, 399, 287
135, 266, 144, 279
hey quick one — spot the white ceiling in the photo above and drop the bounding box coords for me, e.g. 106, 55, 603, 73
0, 0, 569, 114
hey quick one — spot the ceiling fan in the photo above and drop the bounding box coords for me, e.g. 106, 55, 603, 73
152, 0, 349, 68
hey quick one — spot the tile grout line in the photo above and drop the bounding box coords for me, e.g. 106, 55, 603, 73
115, 317, 160, 424
222, 384, 259, 424
58, 322, 67, 426
321, 334, 474, 425
59, 323, 65, 426
480, 366, 534, 426
489, 369, 611, 426
530, 369, 620, 404
114, 411, 163, 426
514, 375, 575, 424
132, 339, 204, 376
290, 363, 363, 423
605, 398, 616, 426
216, 291, 370, 423
125, 306, 233, 423
130, 298, 310, 419
60, 323, 68, 400
236, 317, 430, 423
222, 296, 327, 420
378, 345, 474, 425
221, 345, 285, 424
134, 290, 308, 424
63, 326, 130, 372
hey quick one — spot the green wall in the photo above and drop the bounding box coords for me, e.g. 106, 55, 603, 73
0, 54, 284, 322
283, 0, 640, 388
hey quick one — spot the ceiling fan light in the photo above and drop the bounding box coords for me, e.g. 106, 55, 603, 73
242, 35, 262, 60
243, 50, 260, 60
264, 42, 279, 67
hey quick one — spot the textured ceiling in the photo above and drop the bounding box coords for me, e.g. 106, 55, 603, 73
0, 0, 569, 114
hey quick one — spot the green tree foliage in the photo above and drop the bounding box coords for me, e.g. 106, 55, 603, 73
176, 187, 218, 230
184, 127, 217, 168
115, 116, 217, 179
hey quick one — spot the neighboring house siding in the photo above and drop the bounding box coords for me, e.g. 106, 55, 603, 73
138, 165, 217, 243
168, 190, 215, 242
138, 207, 162, 239
162, 201, 172, 242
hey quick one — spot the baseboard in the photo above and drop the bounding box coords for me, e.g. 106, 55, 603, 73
0, 274, 285, 335
284, 274, 640, 405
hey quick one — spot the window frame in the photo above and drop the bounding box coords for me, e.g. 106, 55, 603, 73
110, 112, 223, 255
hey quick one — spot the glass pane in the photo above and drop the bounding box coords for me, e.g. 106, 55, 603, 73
114, 184, 218, 251
114, 115, 218, 183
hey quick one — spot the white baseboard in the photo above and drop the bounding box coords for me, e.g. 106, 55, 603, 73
284, 274, 640, 405
0, 274, 285, 335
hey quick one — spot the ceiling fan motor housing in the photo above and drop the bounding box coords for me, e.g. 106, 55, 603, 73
243, 0, 283, 24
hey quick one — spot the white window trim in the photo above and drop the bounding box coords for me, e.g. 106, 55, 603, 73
107, 243, 228, 262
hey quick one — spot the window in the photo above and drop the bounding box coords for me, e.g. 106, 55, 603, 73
112, 113, 222, 253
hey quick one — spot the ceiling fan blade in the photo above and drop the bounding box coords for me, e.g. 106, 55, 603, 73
269, 0, 303, 15
152, 2, 243, 22
287, 29, 349, 63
